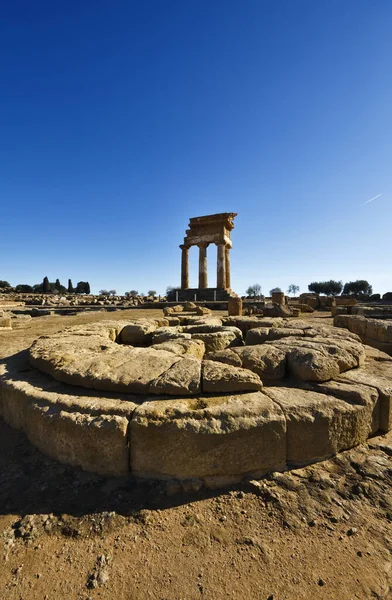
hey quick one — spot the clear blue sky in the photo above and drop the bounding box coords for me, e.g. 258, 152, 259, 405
1, 1, 391, 295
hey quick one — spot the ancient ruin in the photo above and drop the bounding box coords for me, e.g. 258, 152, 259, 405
170, 213, 238, 302
1, 313, 391, 488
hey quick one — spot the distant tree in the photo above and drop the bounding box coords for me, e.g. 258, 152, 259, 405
76, 281, 90, 294
148, 290, 157, 297
33, 283, 43, 293
43, 276, 50, 293
15, 284, 33, 293
287, 284, 300, 296
99, 289, 109, 296
68, 279, 74, 293
343, 280, 372, 296
129, 290, 139, 296
246, 284, 262, 297
109, 289, 117, 296
0, 280, 11, 288
269, 287, 282, 296
308, 280, 343, 295
55, 278, 61, 291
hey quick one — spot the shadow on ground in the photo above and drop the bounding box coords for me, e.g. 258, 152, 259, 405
0, 419, 219, 519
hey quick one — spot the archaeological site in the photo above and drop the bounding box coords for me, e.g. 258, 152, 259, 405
1, 211, 392, 599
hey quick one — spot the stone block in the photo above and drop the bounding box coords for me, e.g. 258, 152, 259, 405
228, 297, 242, 316
130, 392, 286, 483
25, 403, 130, 476
265, 387, 377, 466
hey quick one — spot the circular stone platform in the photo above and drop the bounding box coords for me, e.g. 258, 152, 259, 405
1, 315, 391, 489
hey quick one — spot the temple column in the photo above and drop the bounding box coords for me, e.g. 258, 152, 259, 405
216, 243, 226, 289
198, 243, 209, 289
180, 244, 190, 289
225, 246, 231, 289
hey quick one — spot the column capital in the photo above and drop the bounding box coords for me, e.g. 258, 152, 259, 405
197, 242, 209, 249
179, 244, 190, 251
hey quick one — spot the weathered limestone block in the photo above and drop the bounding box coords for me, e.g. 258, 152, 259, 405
0, 313, 12, 328
246, 327, 304, 345
119, 322, 158, 345
228, 297, 242, 316
265, 386, 377, 466
202, 360, 262, 393
263, 304, 293, 318
30, 336, 182, 394
366, 319, 392, 344
192, 331, 241, 353
293, 303, 315, 314
163, 305, 184, 316
269, 337, 365, 382
207, 345, 286, 381
195, 306, 212, 316
299, 295, 320, 309
271, 291, 285, 305
25, 403, 129, 476
246, 327, 271, 345
222, 317, 283, 335
149, 358, 201, 395
184, 301, 197, 310
234, 345, 287, 381
150, 339, 205, 360
0, 359, 132, 476
309, 380, 380, 435
338, 362, 392, 433
152, 327, 192, 344
130, 391, 286, 484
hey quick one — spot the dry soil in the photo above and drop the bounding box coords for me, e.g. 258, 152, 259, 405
0, 310, 391, 600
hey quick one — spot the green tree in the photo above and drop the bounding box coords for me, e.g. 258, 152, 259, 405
15, 284, 33, 293
246, 284, 262, 297
269, 287, 282, 296
129, 290, 139, 296
68, 279, 74, 293
343, 280, 372, 296
308, 280, 343, 295
287, 284, 300, 296
55, 278, 61, 291
99, 289, 109, 296
0, 280, 11, 288
43, 276, 50, 293
76, 281, 90, 294
148, 290, 157, 297
109, 289, 117, 296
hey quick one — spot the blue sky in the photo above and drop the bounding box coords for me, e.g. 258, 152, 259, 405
1, 1, 391, 295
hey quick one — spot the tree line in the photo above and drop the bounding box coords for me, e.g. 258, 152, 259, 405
245, 280, 374, 297
0, 277, 91, 294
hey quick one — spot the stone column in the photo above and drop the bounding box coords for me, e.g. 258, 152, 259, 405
225, 246, 231, 289
216, 243, 226, 289
180, 245, 190, 289
198, 243, 209, 289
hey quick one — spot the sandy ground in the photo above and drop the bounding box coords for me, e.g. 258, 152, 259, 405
0, 310, 391, 600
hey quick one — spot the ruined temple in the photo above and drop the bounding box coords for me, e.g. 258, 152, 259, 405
171, 212, 238, 302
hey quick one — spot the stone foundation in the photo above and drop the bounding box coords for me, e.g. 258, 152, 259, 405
1, 316, 391, 487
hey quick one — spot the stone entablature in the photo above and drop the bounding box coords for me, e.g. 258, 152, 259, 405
180, 213, 237, 291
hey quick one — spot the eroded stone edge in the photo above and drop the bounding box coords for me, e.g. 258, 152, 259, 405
0, 351, 391, 486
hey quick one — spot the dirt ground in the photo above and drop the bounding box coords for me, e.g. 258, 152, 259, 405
0, 310, 391, 600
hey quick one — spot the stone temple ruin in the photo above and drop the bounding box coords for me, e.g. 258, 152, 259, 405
0, 212, 391, 489
168, 212, 238, 302
0, 312, 391, 489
